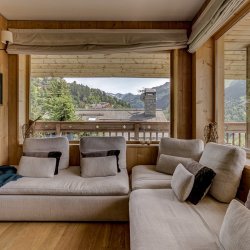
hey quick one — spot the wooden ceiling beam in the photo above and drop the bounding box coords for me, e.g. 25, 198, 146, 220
7, 20, 191, 30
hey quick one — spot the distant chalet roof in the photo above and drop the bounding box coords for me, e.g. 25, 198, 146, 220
76, 109, 167, 122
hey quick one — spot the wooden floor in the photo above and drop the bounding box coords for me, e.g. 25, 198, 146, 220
0, 222, 130, 250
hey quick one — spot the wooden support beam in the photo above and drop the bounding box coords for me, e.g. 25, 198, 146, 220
8, 55, 20, 165
8, 21, 191, 30
215, 36, 225, 143
0, 15, 9, 165
192, 39, 215, 140
246, 46, 250, 147
171, 49, 192, 139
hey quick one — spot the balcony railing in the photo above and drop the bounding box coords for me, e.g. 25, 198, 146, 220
33, 121, 170, 142
31, 121, 245, 146
224, 122, 246, 147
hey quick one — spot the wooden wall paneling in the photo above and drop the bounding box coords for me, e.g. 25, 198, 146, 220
192, 38, 215, 140
8, 55, 22, 164
8, 21, 191, 30
171, 49, 192, 139
237, 165, 250, 202
18, 55, 30, 144
215, 36, 225, 144
0, 15, 9, 165
126, 145, 158, 174
247, 46, 250, 147
69, 144, 80, 166
31, 53, 171, 78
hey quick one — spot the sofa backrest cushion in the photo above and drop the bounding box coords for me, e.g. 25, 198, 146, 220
199, 143, 246, 203
219, 199, 250, 250
156, 154, 193, 175
158, 138, 204, 162
23, 137, 69, 170
79, 137, 126, 169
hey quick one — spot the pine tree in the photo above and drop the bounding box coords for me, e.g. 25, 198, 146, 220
45, 78, 76, 121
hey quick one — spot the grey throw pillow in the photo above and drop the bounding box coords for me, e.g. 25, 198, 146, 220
171, 164, 195, 202
219, 199, 250, 250
156, 154, 193, 175
80, 150, 120, 177
185, 161, 216, 205
17, 156, 57, 178
23, 151, 62, 175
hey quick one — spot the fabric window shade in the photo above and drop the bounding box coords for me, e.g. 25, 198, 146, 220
7, 29, 187, 55
188, 0, 245, 53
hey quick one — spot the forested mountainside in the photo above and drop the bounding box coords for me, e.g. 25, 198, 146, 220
111, 82, 170, 110
30, 77, 130, 120
225, 80, 246, 122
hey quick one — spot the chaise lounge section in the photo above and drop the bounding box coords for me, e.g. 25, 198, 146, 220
0, 136, 130, 221
130, 138, 247, 250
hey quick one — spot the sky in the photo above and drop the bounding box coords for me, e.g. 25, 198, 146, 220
64, 77, 170, 95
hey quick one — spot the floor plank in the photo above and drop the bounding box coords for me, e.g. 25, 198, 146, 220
0, 222, 130, 250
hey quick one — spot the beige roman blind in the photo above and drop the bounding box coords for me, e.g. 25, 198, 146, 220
7, 29, 187, 55
188, 0, 246, 53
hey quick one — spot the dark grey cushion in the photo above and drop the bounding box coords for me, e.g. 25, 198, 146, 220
185, 161, 216, 205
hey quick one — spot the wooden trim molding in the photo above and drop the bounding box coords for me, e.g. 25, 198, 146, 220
8, 21, 191, 30
213, 1, 250, 40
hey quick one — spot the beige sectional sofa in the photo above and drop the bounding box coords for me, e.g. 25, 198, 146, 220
131, 138, 204, 190
130, 138, 247, 250
0, 136, 130, 221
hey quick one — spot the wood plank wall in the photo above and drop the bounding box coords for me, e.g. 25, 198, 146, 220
192, 39, 215, 140
0, 15, 9, 165
171, 49, 192, 139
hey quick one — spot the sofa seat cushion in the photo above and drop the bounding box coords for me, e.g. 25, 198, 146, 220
131, 165, 172, 190
0, 166, 129, 196
130, 189, 228, 250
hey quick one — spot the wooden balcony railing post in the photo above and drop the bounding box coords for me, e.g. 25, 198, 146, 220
56, 123, 61, 136
134, 123, 140, 141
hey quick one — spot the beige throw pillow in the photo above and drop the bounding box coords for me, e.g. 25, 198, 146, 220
219, 199, 250, 250
171, 164, 195, 202
17, 156, 56, 178
81, 155, 117, 178
156, 154, 193, 175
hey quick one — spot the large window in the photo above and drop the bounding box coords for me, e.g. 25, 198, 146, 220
29, 53, 171, 141
223, 13, 249, 148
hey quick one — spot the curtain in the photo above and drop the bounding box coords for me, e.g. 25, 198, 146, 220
7, 29, 187, 55
188, 0, 246, 53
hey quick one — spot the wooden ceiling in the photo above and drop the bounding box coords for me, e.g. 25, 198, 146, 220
31, 53, 170, 78
224, 12, 250, 80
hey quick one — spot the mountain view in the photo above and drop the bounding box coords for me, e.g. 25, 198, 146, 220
110, 82, 170, 110
30, 77, 170, 121
30, 77, 244, 122
224, 80, 246, 122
